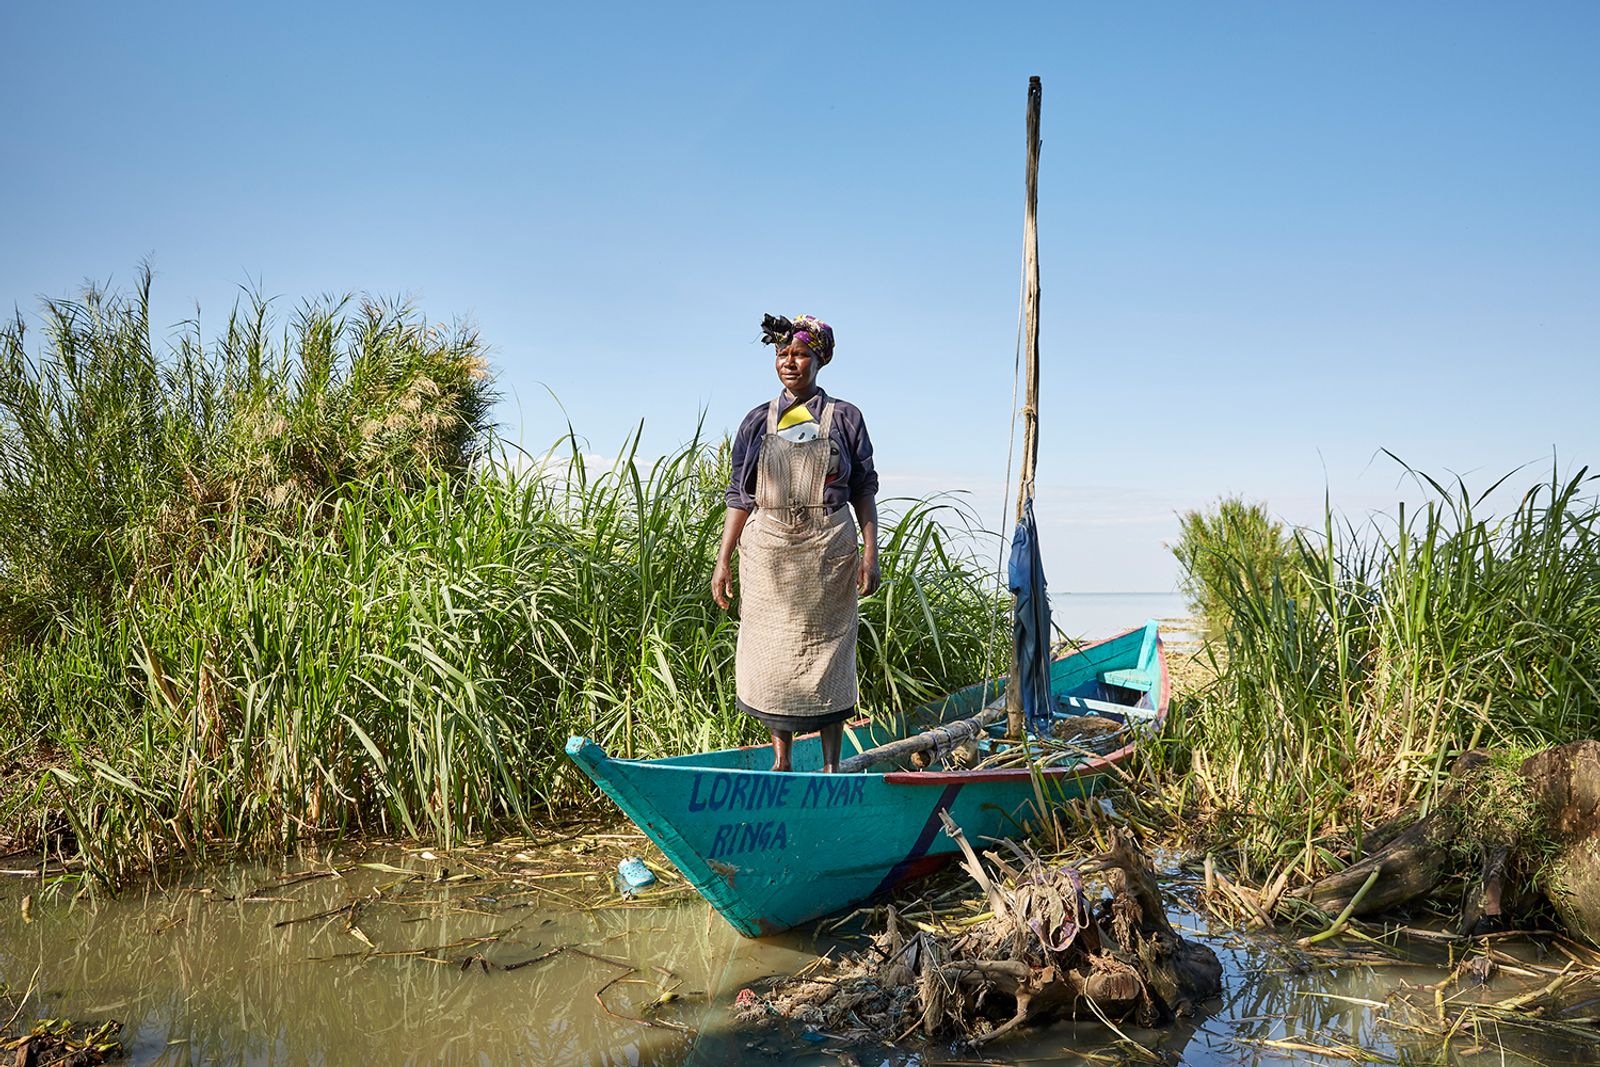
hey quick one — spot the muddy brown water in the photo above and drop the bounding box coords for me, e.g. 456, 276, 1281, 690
2, 849, 1598, 1066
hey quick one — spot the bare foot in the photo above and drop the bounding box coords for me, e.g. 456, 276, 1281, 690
769, 729, 793, 773
821, 764, 838, 774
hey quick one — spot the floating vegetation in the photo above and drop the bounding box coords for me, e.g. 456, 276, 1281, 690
2, 976, 123, 1067
821, 788, 1600, 1059
1, 1020, 123, 1067
241, 825, 697, 949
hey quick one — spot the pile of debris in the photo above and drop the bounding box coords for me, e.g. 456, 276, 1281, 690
735, 818, 1220, 1046
2, 1020, 121, 1067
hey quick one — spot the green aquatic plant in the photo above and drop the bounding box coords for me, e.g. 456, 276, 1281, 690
1154, 462, 1600, 874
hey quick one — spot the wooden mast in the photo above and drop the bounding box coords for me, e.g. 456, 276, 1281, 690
843, 78, 1043, 770
1006, 76, 1043, 740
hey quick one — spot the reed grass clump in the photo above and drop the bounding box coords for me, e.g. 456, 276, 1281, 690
0, 273, 1008, 883
1158, 463, 1600, 873
1170, 496, 1301, 640
0, 265, 493, 637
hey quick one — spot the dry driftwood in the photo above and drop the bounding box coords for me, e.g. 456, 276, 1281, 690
734, 819, 1220, 1045
1301, 751, 1491, 919
1296, 741, 1600, 942
837, 703, 1003, 775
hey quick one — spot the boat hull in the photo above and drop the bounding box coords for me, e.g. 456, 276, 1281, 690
566, 622, 1167, 936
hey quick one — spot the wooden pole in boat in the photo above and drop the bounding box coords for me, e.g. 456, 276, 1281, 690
1006, 75, 1043, 740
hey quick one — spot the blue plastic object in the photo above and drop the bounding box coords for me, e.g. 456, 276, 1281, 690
617, 856, 657, 890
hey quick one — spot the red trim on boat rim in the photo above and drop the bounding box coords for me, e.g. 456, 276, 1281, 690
715, 624, 1168, 771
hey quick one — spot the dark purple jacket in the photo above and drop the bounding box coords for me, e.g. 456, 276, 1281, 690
726, 388, 878, 513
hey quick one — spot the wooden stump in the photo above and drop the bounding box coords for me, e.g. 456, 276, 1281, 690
1295, 741, 1600, 944
1520, 741, 1600, 943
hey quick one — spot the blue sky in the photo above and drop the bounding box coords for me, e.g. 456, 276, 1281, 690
4, 2, 1596, 591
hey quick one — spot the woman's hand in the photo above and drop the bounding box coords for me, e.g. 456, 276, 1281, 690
712, 557, 735, 610
858, 550, 881, 597
713, 508, 750, 611
852, 496, 881, 598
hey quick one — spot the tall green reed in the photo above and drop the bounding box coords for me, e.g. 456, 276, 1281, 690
3, 436, 1005, 882
0, 271, 1008, 882
0, 266, 493, 638
1170, 496, 1304, 640
1161, 463, 1600, 870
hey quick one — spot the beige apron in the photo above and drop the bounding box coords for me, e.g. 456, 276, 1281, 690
735, 397, 860, 720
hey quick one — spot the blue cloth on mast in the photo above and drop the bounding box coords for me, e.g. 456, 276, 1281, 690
1008, 497, 1054, 737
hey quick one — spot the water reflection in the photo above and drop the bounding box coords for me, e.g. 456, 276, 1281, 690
0, 856, 795, 1065
1, 854, 1598, 1065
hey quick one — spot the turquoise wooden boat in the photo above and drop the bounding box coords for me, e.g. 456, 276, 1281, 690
566, 620, 1168, 937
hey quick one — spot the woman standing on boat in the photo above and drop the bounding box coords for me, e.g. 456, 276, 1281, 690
711, 314, 880, 774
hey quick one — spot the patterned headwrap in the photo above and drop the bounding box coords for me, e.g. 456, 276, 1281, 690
760, 313, 835, 362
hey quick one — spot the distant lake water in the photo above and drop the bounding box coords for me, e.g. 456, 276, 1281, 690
1049, 591, 1195, 642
